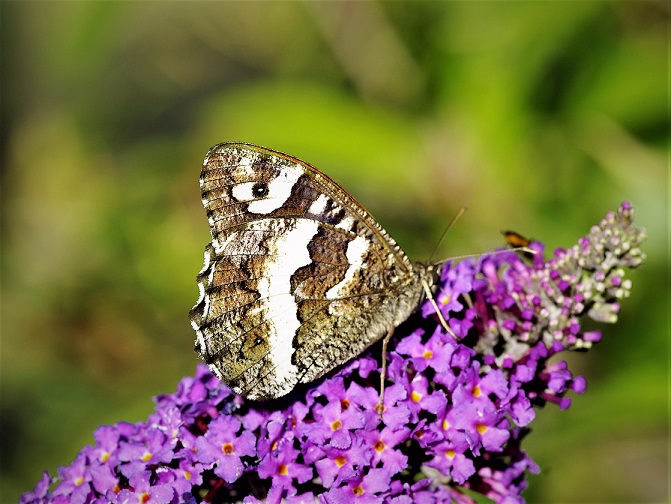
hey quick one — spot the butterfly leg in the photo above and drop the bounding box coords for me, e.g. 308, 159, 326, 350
421, 279, 456, 337
377, 326, 395, 418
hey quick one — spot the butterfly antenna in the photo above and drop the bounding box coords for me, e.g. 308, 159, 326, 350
445, 246, 538, 263
428, 206, 467, 263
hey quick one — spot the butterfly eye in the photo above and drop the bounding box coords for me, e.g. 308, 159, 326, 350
252, 182, 269, 198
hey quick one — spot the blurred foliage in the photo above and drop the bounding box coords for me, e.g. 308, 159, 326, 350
1, 2, 668, 502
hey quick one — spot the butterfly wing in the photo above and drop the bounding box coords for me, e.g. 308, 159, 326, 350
189, 143, 426, 400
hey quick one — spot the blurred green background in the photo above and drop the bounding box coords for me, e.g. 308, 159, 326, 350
1, 2, 668, 502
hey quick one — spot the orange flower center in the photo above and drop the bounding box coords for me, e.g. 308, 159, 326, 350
222, 442, 234, 455
374, 440, 386, 453
335, 456, 347, 467
353, 485, 364, 496
331, 419, 343, 431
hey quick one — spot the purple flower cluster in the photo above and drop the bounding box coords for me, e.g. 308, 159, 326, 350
22, 202, 645, 504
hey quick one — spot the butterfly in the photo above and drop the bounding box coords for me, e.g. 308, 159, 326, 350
189, 143, 443, 401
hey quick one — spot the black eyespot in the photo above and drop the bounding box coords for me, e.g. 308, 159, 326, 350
252, 182, 269, 198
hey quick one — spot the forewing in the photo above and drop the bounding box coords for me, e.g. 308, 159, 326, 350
189, 143, 424, 400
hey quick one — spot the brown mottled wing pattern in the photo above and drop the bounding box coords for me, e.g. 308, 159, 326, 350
189, 143, 430, 400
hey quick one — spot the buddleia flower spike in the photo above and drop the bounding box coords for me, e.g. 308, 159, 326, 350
22, 202, 645, 504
